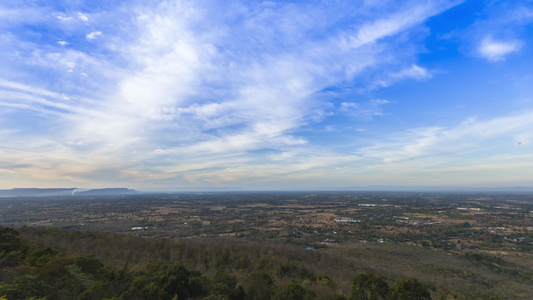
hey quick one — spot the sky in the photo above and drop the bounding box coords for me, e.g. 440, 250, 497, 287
0, 0, 532, 190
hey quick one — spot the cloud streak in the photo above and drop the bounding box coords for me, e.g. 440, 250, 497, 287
358, 112, 533, 163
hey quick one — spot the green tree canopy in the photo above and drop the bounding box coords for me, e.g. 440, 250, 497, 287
350, 273, 389, 300
389, 278, 432, 300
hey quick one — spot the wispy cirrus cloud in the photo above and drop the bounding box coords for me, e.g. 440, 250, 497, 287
343, 1, 461, 49
358, 112, 533, 163
366, 64, 432, 90
66, 0, 443, 158
339, 99, 392, 120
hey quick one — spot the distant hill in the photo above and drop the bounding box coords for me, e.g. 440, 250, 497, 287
74, 188, 137, 196
0, 188, 137, 197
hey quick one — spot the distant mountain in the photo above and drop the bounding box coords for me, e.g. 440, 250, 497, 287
74, 188, 137, 196
0, 188, 137, 198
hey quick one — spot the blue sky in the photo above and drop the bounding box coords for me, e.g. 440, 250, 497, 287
0, 0, 532, 190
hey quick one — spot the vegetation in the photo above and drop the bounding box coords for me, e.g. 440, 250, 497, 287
0, 225, 432, 300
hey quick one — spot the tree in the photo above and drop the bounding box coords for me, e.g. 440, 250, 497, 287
0, 275, 49, 300
389, 278, 432, 300
350, 273, 389, 300
274, 279, 315, 300
74, 255, 104, 277
0, 227, 29, 267
123, 262, 207, 300
244, 270, 275, 300
208, 270, 245, 300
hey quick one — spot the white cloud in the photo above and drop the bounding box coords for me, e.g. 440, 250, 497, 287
86, 31, 101, 40
358, 112, 533, 163
478, 36, 521, 61
340, 99, 391, 119
344, 1, 460, 49
0, 79, 67, 100
0, 129, 18, 136
367, 65, 432, 90
0, 6, 46, 24
391, 65, 431, 80
57, 15, 72, 21
340, 102, 358, 111
57, 40, 68, 46
77, 12, 89, 23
